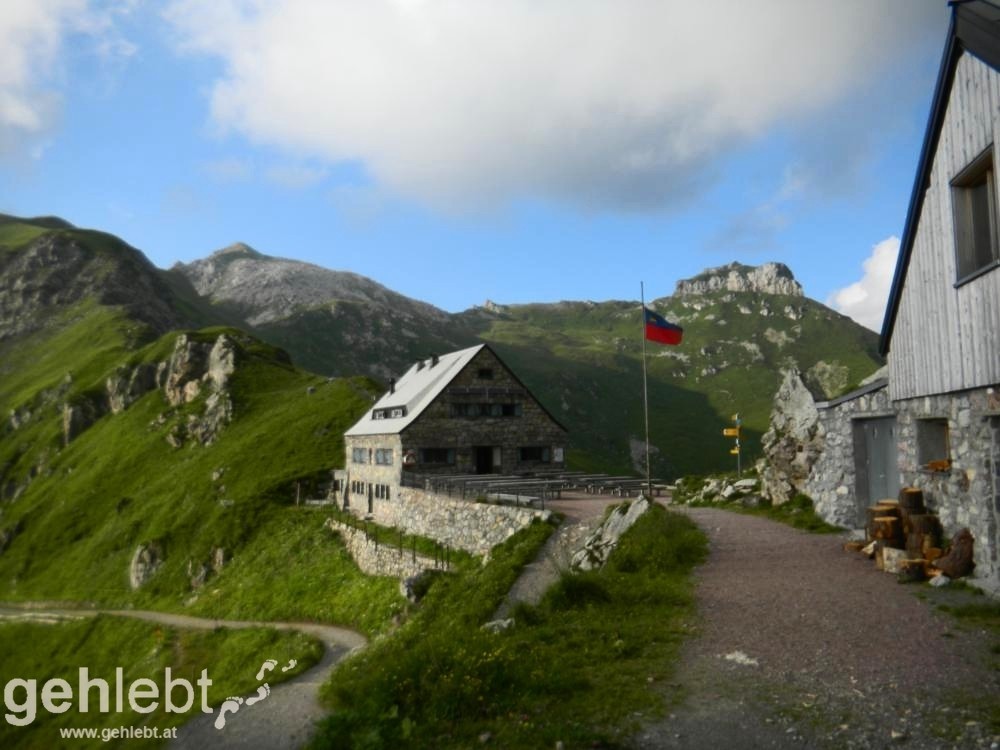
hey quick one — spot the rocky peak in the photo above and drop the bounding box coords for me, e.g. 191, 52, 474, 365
0, 228, 184, 341
675, 262, 803, 298
173, 245, 450, 327
213, 242, 263, 259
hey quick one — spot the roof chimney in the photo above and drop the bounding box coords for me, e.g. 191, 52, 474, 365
389, 377, 396, 394
431, 354, 439, 367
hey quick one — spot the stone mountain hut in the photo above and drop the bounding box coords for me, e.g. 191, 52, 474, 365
342, 344, 567, 514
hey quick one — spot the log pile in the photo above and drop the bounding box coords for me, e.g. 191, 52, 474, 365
848, 487, 974, 582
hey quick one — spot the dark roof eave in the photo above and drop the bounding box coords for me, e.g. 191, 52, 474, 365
815, 378, 889, 410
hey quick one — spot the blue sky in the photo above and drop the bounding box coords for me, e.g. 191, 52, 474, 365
1, 1, 949, 328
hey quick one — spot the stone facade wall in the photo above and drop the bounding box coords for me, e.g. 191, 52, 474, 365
399, 347, 566, 475
804, 386, 894, 529
765, 372, 1000, 589
342, 434, 403, 512
325, 519, 441, 579
354, 486, 551, 555
892, 388, 999, 586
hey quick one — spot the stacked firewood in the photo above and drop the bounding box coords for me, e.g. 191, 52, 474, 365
848, 487, 975, 581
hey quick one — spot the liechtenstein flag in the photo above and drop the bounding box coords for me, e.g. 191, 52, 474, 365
644, 306, 683, 345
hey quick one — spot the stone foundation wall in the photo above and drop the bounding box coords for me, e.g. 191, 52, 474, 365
761, 369, 999, 588
326, 519, 441, 579
348, 487, 551, 555
893, 389, 999, 586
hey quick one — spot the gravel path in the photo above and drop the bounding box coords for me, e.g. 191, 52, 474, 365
0, 605, 366, 749
632, 507, 1000, 750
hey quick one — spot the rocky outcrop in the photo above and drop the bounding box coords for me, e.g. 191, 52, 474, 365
758, 368, 822, 506
129, 542, 164, 589
571, 497, 651, 571
58, 333, 238, 447
106, 362, 158, 414
157, 333, 237, 446
805, 360, 850, 400
61, 396, 105, 447
674, 262, 803, 298
187, 546, 226, 589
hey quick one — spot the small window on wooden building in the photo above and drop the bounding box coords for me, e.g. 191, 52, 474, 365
477, 368, 494, 379
916, 418, 950, 470
952, 146, 1000, 283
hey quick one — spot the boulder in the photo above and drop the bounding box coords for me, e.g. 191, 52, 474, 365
571, 496, 651, 571
129, 542, 164, 589
758, 368, 822, 506
106, 362, 158, 414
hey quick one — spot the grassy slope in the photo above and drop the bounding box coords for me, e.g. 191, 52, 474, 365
0, 616, 322, 749
0, 219, 414, 744
0, 325, 403, 631
314, 505, 707, 749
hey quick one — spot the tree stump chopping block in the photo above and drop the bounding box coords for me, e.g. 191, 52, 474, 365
873, 516, 904, 549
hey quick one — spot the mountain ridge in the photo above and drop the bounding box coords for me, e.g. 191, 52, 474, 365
0, 213, 882, 477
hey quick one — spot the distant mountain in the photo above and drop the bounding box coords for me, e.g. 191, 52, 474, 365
0, 214, 883, 478
0, 215, 188, 342
171, 245, 476, 379
462, 262, 882, 477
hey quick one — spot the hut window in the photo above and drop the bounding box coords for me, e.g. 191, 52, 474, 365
519, 446, 551, 463
952, 145, 1000, 283
375, 448, 394, 465
351, 447, 368, 464
420, 448, 456, 465
916, 418, 950, 469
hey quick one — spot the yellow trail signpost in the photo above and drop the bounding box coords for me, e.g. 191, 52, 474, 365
723, 413, 742, 475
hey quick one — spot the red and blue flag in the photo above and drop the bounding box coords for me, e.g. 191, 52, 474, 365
644, 306, 683, 345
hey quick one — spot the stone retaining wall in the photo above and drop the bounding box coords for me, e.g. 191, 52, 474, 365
366, 487, 551, 555
325, 519, 441, 579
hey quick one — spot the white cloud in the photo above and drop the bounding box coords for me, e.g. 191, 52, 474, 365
163, 0, 943, 212
0, 0, 135, 157
827, 236, 900, 332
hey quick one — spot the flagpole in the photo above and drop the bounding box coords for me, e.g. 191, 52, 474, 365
640, 282, 651, 499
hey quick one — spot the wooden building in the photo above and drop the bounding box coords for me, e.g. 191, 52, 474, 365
792, 2, 1000, 590
342, 344, 567, 513
878, 0, 1000, 588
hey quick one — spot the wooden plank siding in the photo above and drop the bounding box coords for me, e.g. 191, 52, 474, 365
890, 51, 1000, 401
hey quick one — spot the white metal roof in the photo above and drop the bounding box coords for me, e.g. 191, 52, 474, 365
344, 344, 486, 436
